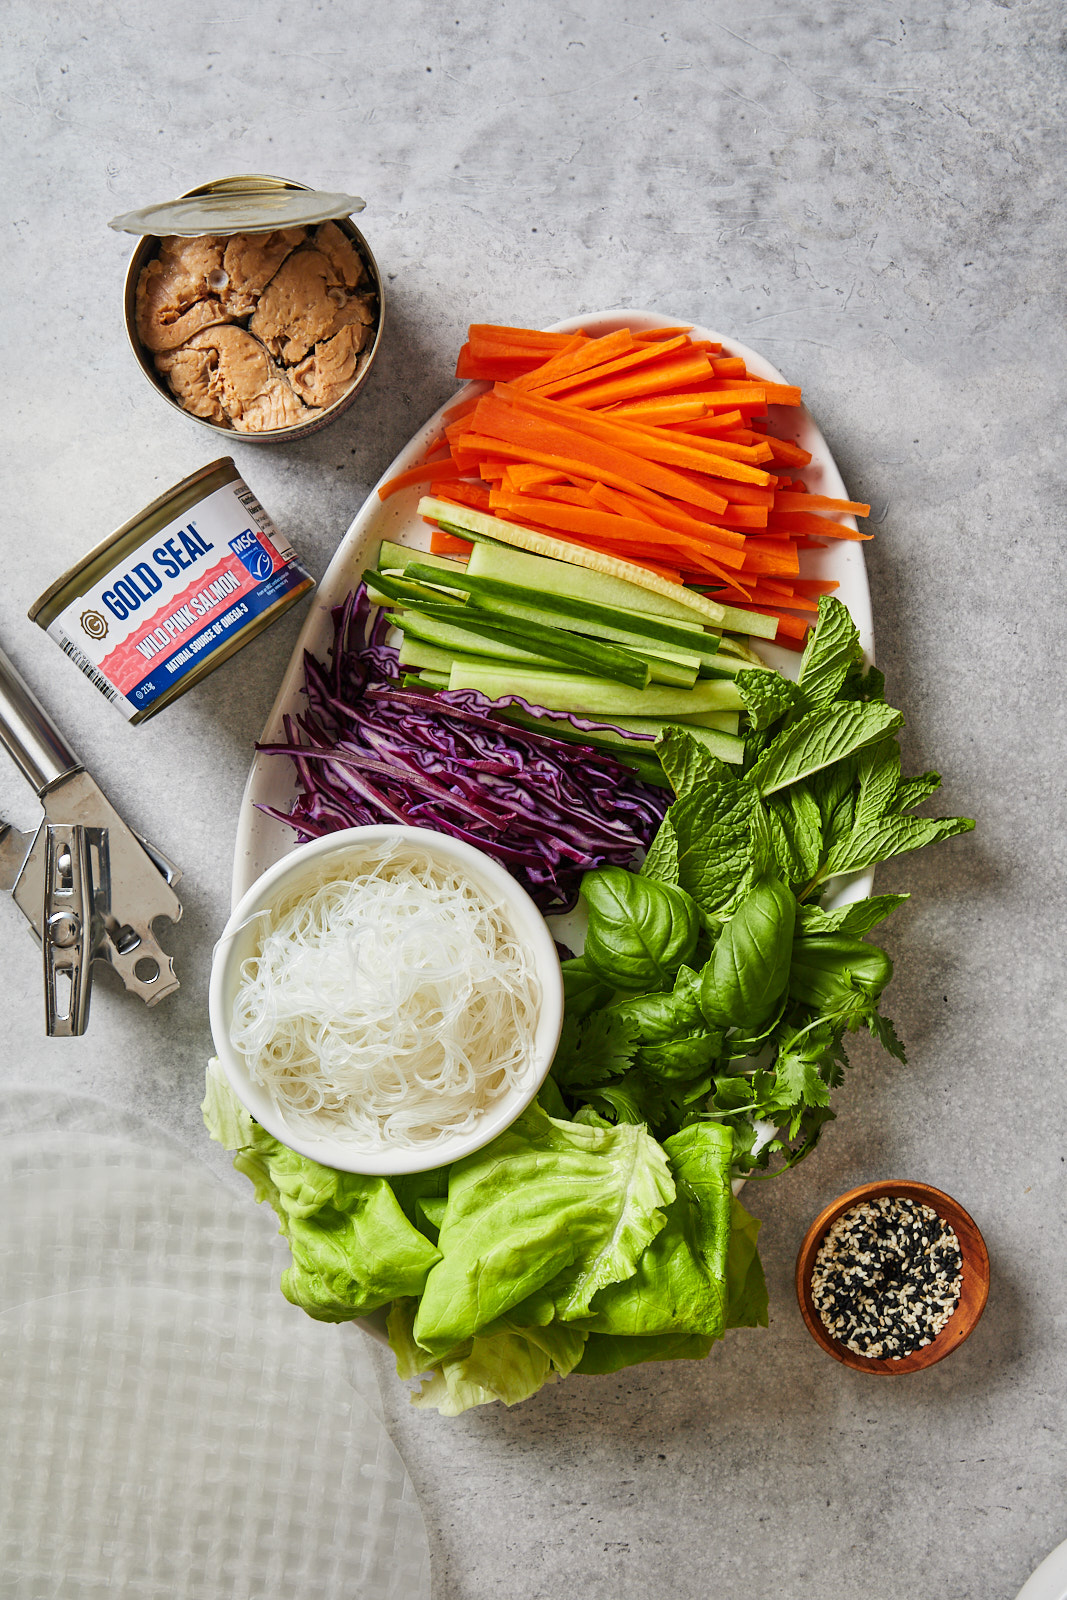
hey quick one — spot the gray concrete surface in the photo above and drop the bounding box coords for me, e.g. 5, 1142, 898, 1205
1, 3, 1064, 1597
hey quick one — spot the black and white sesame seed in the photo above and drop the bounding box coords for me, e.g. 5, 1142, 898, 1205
810, 1196, 963, 1359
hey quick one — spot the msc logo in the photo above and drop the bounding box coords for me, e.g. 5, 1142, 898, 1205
80, 610, 109, 641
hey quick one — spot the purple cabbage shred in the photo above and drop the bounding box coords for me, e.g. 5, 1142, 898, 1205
255, 585, 670, 912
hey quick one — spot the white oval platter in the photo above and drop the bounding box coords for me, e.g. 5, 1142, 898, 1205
231, 309, 874, 908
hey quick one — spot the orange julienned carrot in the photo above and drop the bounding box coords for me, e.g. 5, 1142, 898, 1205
377, 457, 462, 501
457, 406, 737, 515
772, 492, 871, 516
558, 352, 715, 409
512, 330, 634, 393
528, 335, 692, 399
491, 387, 773, 488
429, 529, 475, 556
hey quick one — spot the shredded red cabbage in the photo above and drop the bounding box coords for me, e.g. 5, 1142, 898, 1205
256, 585, 669, 911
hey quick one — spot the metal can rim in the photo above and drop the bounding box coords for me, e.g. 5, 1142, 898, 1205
122, 174, 385, 444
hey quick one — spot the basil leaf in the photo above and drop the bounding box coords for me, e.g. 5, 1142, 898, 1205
747, 701, 904, 797
560, 956, 615, 1020
700, 877, 796, 1032
580, 866, 700, 992
788, 934, 893, 1017
797, 595, 864, 708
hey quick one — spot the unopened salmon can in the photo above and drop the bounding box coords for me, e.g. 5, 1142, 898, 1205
29, 458, 314, 724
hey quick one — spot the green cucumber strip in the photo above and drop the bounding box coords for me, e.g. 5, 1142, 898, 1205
397, 637, 459, 673
403, 563, 721, 663
405, 598, 692, 685
613, 604, 705, 634
420, 500, 779, 639
366, 570, 465, 609
395, 597, 653, 687
447, 663, 744, 718
717, 634, 772, 665
416, 670, 451, 689
494, 709, 744, 765
675, 710, 741, 733
397, 608, 650, 688
398, 612, 577, 672
395, 630, 673, 684
378, 541, 467, 574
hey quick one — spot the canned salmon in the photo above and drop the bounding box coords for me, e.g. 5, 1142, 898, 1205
29, 458, 314, 723
110, 175, 385, 443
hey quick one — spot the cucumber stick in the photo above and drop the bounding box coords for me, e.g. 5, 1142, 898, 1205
397, 611, 696, 686
448, 663, 744, 717
403, 562, 720, 664
419, 497, 779, 639
397, 608, 651, 688
378, 541, 467, 576
495, 710, 743, 768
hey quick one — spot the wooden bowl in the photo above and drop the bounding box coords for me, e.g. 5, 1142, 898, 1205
795, 1180, 990, 1374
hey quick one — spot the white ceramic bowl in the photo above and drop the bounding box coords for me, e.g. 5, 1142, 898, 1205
208, 825, 564, 1176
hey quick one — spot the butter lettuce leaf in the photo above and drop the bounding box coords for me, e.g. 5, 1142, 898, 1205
583, 1122, 733, 1340
202, 1062, 441, 1322
389, 1297, 588, 1415
413, 1104, 674, 1355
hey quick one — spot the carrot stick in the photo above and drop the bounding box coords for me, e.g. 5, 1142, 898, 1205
468, 324, 580, 353
458, 406, 736, 515
429, 481, 492, 514
605, 396, 710, 424
441, 393, 481, 425
529, 334, 691, 398
631, 325, 695, 342
772, 492, 871, 516
377, 457, 463, 501
492, 386, 773, 487
586, 486, 749, 562
488, 489, 732, 565
430, 530, 474, 556
513, 329, 638, 393
791, 577, 840, 595
505, 464, 570, 490
710, 356, 748, 377
559, 352, 714, 409
761, 436, 813, 467
766, 511, 873, 542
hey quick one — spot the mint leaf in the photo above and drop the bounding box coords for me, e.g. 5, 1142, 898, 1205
747, 702, 904, 797
643, 776, 769, 924
798, 894, 910, 936
797, 596, 864, 708
655, 726, 731, 797
734, 669, 803, 731
823, 812, 975, 877
892, 772, 943, 813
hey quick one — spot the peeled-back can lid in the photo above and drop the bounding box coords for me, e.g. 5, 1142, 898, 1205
108, 173, 366, 237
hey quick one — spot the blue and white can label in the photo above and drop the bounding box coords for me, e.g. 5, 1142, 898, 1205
45, 478, 313, 719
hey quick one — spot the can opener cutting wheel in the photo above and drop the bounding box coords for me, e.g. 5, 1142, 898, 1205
0, 642, 182, 1036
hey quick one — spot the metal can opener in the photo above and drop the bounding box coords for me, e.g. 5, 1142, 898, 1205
0, 642, 182, 1036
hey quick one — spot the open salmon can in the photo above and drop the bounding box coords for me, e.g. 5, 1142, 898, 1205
110, 175, 385, 443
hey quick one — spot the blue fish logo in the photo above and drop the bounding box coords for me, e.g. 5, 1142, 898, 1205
229, 529, 276, 583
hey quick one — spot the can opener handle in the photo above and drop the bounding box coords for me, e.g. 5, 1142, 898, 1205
0, 643, 81, 795
0, 641, 182, 1035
